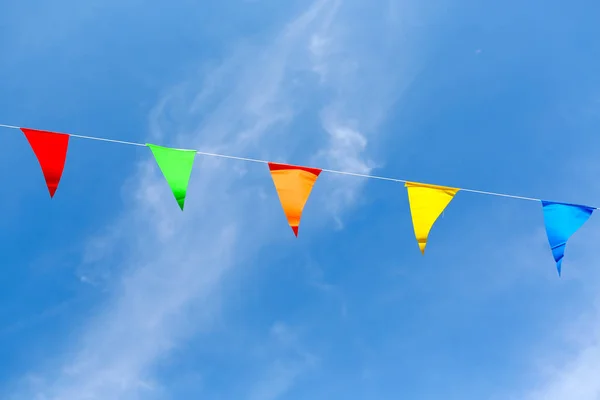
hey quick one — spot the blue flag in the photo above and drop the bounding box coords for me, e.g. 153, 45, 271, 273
541, 201, 594, 276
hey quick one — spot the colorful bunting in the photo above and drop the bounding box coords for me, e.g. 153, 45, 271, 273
21, 128, 70, 198
541, 201, 594, 275
268, 162, 321, 236
147, 143, 197, 210
4, 123, 600, 277
406, 181, 459, 254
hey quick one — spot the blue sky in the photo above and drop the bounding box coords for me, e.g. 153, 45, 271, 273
2, 0, 600, 398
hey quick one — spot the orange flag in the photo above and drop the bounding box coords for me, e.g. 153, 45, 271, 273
268, 162, 321, 237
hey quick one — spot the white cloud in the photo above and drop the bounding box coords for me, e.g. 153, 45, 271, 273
517, 238, 600, 400
512, 197, 600, 400
248, 322, 319, 400
522, 302, 600, 400
8, 0, 418, 399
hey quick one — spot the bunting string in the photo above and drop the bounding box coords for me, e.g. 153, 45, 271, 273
0, 123, 595, 276
0, 123, 544, 203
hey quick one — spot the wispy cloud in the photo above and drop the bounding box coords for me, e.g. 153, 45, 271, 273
7, 0, 416, 398
522, 300, 600, 400
519, 241, 600, 400
248, 322, 318, 400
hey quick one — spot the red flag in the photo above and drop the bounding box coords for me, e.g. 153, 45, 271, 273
21, 128, 70, 198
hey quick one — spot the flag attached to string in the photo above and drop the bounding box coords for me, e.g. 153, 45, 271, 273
406, 181, 459, 254
21, 128, 70, 198
541, 201, 594, 276
2, 123, 597, 280
147, 144, 197, 210
268, 162, 321, 237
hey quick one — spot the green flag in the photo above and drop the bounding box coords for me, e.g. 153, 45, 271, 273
147, 143, 197, 210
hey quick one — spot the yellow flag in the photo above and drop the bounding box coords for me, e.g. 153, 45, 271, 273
405, 181, 459, 254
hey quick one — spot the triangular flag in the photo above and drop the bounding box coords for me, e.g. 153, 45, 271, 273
21, 128, 70, 198
147, 143, 197, 210
541, 201, 594, 276
268, 162, 321, 237
405, 181, 459, 254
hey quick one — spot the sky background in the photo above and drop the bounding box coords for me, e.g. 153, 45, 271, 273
1, 0, 600, 399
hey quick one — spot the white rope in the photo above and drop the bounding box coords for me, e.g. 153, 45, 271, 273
70, 133, 147, 148
0, 123, 576, 206
0, 123, 20, 129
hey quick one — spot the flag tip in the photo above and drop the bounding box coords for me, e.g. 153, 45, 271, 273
556, 260, 563, 277
48, 186, 57, 198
